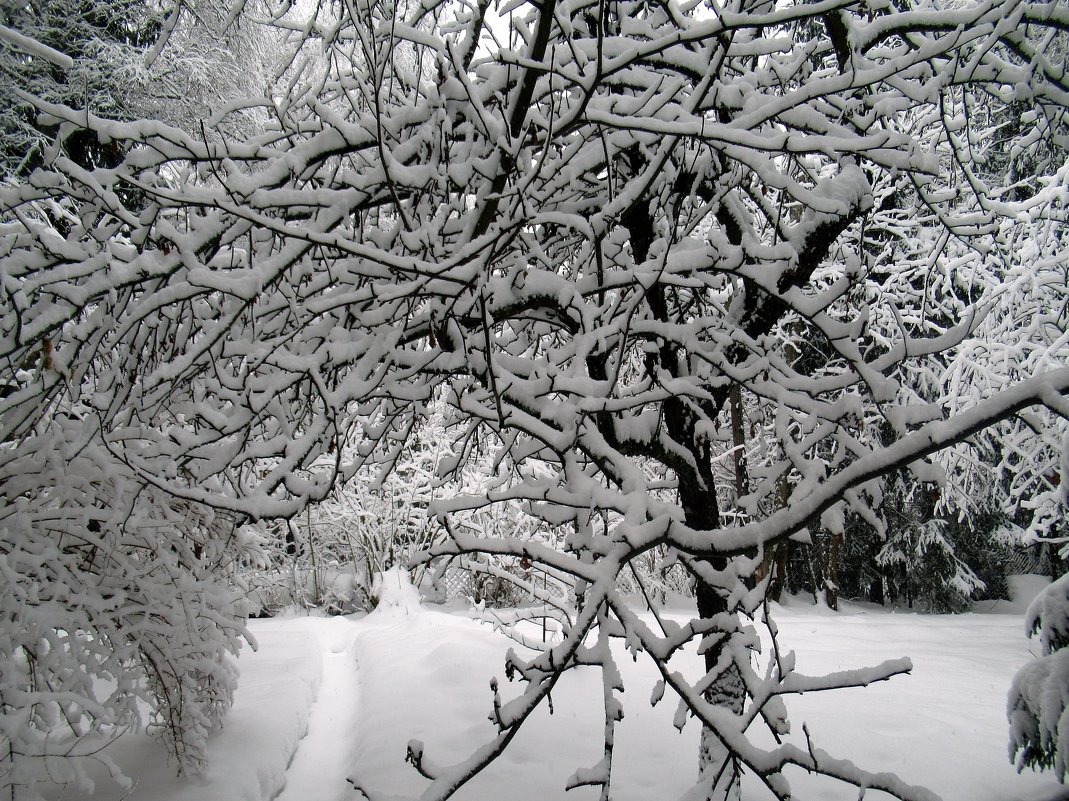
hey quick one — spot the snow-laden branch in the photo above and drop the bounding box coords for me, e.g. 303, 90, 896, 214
667, 368, 1069, 556
0, 25, 73, 69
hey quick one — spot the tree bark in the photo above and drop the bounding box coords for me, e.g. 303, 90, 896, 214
625, 190, 752, 801
694, 568, 745, 801
684, 478, 745, 801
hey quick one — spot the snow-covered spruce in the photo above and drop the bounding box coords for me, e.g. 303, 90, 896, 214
1010, 573, 1069, 781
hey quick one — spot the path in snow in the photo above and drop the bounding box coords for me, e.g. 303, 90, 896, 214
38, 575, 1069, 801
274, 616, 363, 801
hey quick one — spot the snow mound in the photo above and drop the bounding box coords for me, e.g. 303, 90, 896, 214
975, 574, 1052, 615
372, 567, 422, 614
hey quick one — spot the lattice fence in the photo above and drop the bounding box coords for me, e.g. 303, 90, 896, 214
427, 557, 571, 607
1002, 544, 1055, 577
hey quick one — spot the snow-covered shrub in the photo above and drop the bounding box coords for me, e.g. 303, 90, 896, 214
242, 561, 370, 616
1009, 573, 1069, 781
241, 426, 449, 614
0, 418, 250, 799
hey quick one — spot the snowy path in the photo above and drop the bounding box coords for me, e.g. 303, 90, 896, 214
50, 581, 1069, 801
274, 617, 362, 801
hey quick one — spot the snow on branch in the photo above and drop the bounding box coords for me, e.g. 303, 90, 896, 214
0, 25, 73, 69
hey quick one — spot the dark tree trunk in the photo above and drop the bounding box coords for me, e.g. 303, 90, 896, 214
826, 531, 842, 610
683, 478, 745, 800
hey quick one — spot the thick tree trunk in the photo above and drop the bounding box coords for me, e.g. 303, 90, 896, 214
626, 204, 748, 800
761, 543, 788, 603
759, 471, 793, 602
806, 541, 824, 605
695, 571, 745, 801
685, 482, 745, 801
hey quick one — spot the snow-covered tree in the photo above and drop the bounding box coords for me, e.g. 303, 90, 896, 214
0, 395, 252, 798
0, 0, 276, 178
0, 1, 273, 795
876, 44, 1069, 554
1010, 572, 1069, 782
0, 0, 166, 175
1, 0, 1068, 800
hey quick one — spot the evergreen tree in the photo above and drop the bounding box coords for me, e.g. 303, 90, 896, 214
1010, 573, 1069, 782
0, 0, 165, 175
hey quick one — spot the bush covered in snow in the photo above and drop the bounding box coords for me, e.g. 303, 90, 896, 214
0, 422, 251, 799
1009, 573, 1069, 781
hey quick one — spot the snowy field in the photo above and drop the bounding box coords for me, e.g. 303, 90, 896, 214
65, 576, 1067, 801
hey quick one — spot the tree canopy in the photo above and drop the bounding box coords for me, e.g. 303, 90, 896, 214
0, 0, 1067, 798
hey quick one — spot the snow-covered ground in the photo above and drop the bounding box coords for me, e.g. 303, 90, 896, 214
73, 576, 1066, 801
